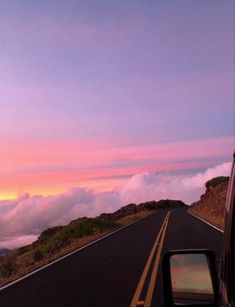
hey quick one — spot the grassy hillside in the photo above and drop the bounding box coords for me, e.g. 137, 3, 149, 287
0, 199, 185, 287
188, 176, 229, 230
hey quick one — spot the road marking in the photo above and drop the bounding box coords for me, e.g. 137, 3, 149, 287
130, 212, 171, 307
0, 213, 152, 292
187, 211, 224, 233
129, 223, 164, 307
144, 212, 169, 307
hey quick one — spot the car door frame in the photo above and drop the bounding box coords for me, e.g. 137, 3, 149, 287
221, 153, 235, 306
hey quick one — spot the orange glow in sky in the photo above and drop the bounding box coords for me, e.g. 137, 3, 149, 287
0, 137, 232, 201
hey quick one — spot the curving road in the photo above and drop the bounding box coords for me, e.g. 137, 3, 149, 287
0, 208, 223, 307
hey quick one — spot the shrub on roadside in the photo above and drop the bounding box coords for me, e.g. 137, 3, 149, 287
38, 219, 120, 255
33, 250, 44, 262
37, 226, 64, 244
205, 176, 229, 190
17, 245, 31, 256
0, 254, 18, 278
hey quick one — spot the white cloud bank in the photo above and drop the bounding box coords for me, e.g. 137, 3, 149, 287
0, 161, 231, 249
119, 161, 232, 204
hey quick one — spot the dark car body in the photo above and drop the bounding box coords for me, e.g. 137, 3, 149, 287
221, 153, 235, 306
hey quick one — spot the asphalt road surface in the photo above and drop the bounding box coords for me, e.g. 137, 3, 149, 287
0, 208, 224, 307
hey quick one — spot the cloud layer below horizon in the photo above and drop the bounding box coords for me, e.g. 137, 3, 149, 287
0, 161, 231, 249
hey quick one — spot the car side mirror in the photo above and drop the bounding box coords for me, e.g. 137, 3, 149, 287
162, 250, 219, 306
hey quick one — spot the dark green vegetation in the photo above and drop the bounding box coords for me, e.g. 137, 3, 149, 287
36, 219, 120, 255
139, 199, 186, 210
0, 254, 17, 278
205, 176, 229, 190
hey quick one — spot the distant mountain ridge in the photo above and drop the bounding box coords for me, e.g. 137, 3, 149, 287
97, 199, 186, 222
138, 199, 186, 210
0, 248, 11, 256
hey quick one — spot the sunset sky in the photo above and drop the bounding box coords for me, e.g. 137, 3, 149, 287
0, 1, 234, 248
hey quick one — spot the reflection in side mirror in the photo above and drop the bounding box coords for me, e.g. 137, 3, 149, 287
170, 254, 214, 305
162, 250, 219, 306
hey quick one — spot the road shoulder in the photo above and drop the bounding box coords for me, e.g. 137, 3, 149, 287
187, 211, 224, 233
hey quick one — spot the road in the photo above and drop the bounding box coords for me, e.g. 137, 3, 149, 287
0, 208, 223, 307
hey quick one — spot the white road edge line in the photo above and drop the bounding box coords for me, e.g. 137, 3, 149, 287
187, 211, 224, 233
0, 213, 152, 292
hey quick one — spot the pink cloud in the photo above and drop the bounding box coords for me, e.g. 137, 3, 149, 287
1, 136, 232, 170
0, 160, 232, 249
0, 188, 121, 249
118, 161, 232, 204
0, 235, 38, 250
0, 136, 233, 197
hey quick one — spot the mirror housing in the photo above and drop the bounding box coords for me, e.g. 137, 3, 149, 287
162, 250, 219, 307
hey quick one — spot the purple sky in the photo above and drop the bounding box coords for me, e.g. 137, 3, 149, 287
0, 0, 234, 199
0, 0, 234, 249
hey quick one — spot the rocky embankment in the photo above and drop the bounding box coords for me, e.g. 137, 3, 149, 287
188, 176, 229, 230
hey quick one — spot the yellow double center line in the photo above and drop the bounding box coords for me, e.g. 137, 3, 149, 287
130, 211, 171, 307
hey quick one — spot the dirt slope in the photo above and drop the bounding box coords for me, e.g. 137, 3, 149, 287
188, 177, 229, 230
